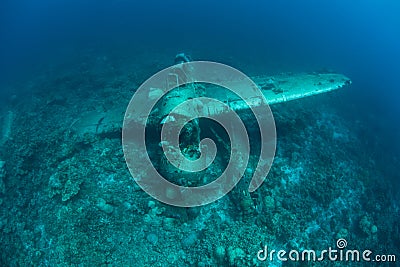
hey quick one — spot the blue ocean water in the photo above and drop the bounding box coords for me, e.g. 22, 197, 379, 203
0, 0, 399, 266
2, 0, 399, 131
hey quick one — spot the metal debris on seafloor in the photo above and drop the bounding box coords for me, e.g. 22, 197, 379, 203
70, 61, 351, 137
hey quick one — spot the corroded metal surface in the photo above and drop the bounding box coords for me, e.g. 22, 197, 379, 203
71, 72, 351, 136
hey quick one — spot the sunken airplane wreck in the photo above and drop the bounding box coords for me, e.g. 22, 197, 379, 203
72, 55, 351, 137
71, 54, 351, 200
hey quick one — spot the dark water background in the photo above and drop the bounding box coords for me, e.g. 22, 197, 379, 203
1, 0, 399, 182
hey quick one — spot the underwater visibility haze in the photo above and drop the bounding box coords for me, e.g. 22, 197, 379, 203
0, 0, 399, 266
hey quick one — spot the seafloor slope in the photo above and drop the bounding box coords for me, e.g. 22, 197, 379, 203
0, 56, 398, 266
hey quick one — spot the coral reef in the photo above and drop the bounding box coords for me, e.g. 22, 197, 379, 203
0, 57, 398, 266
